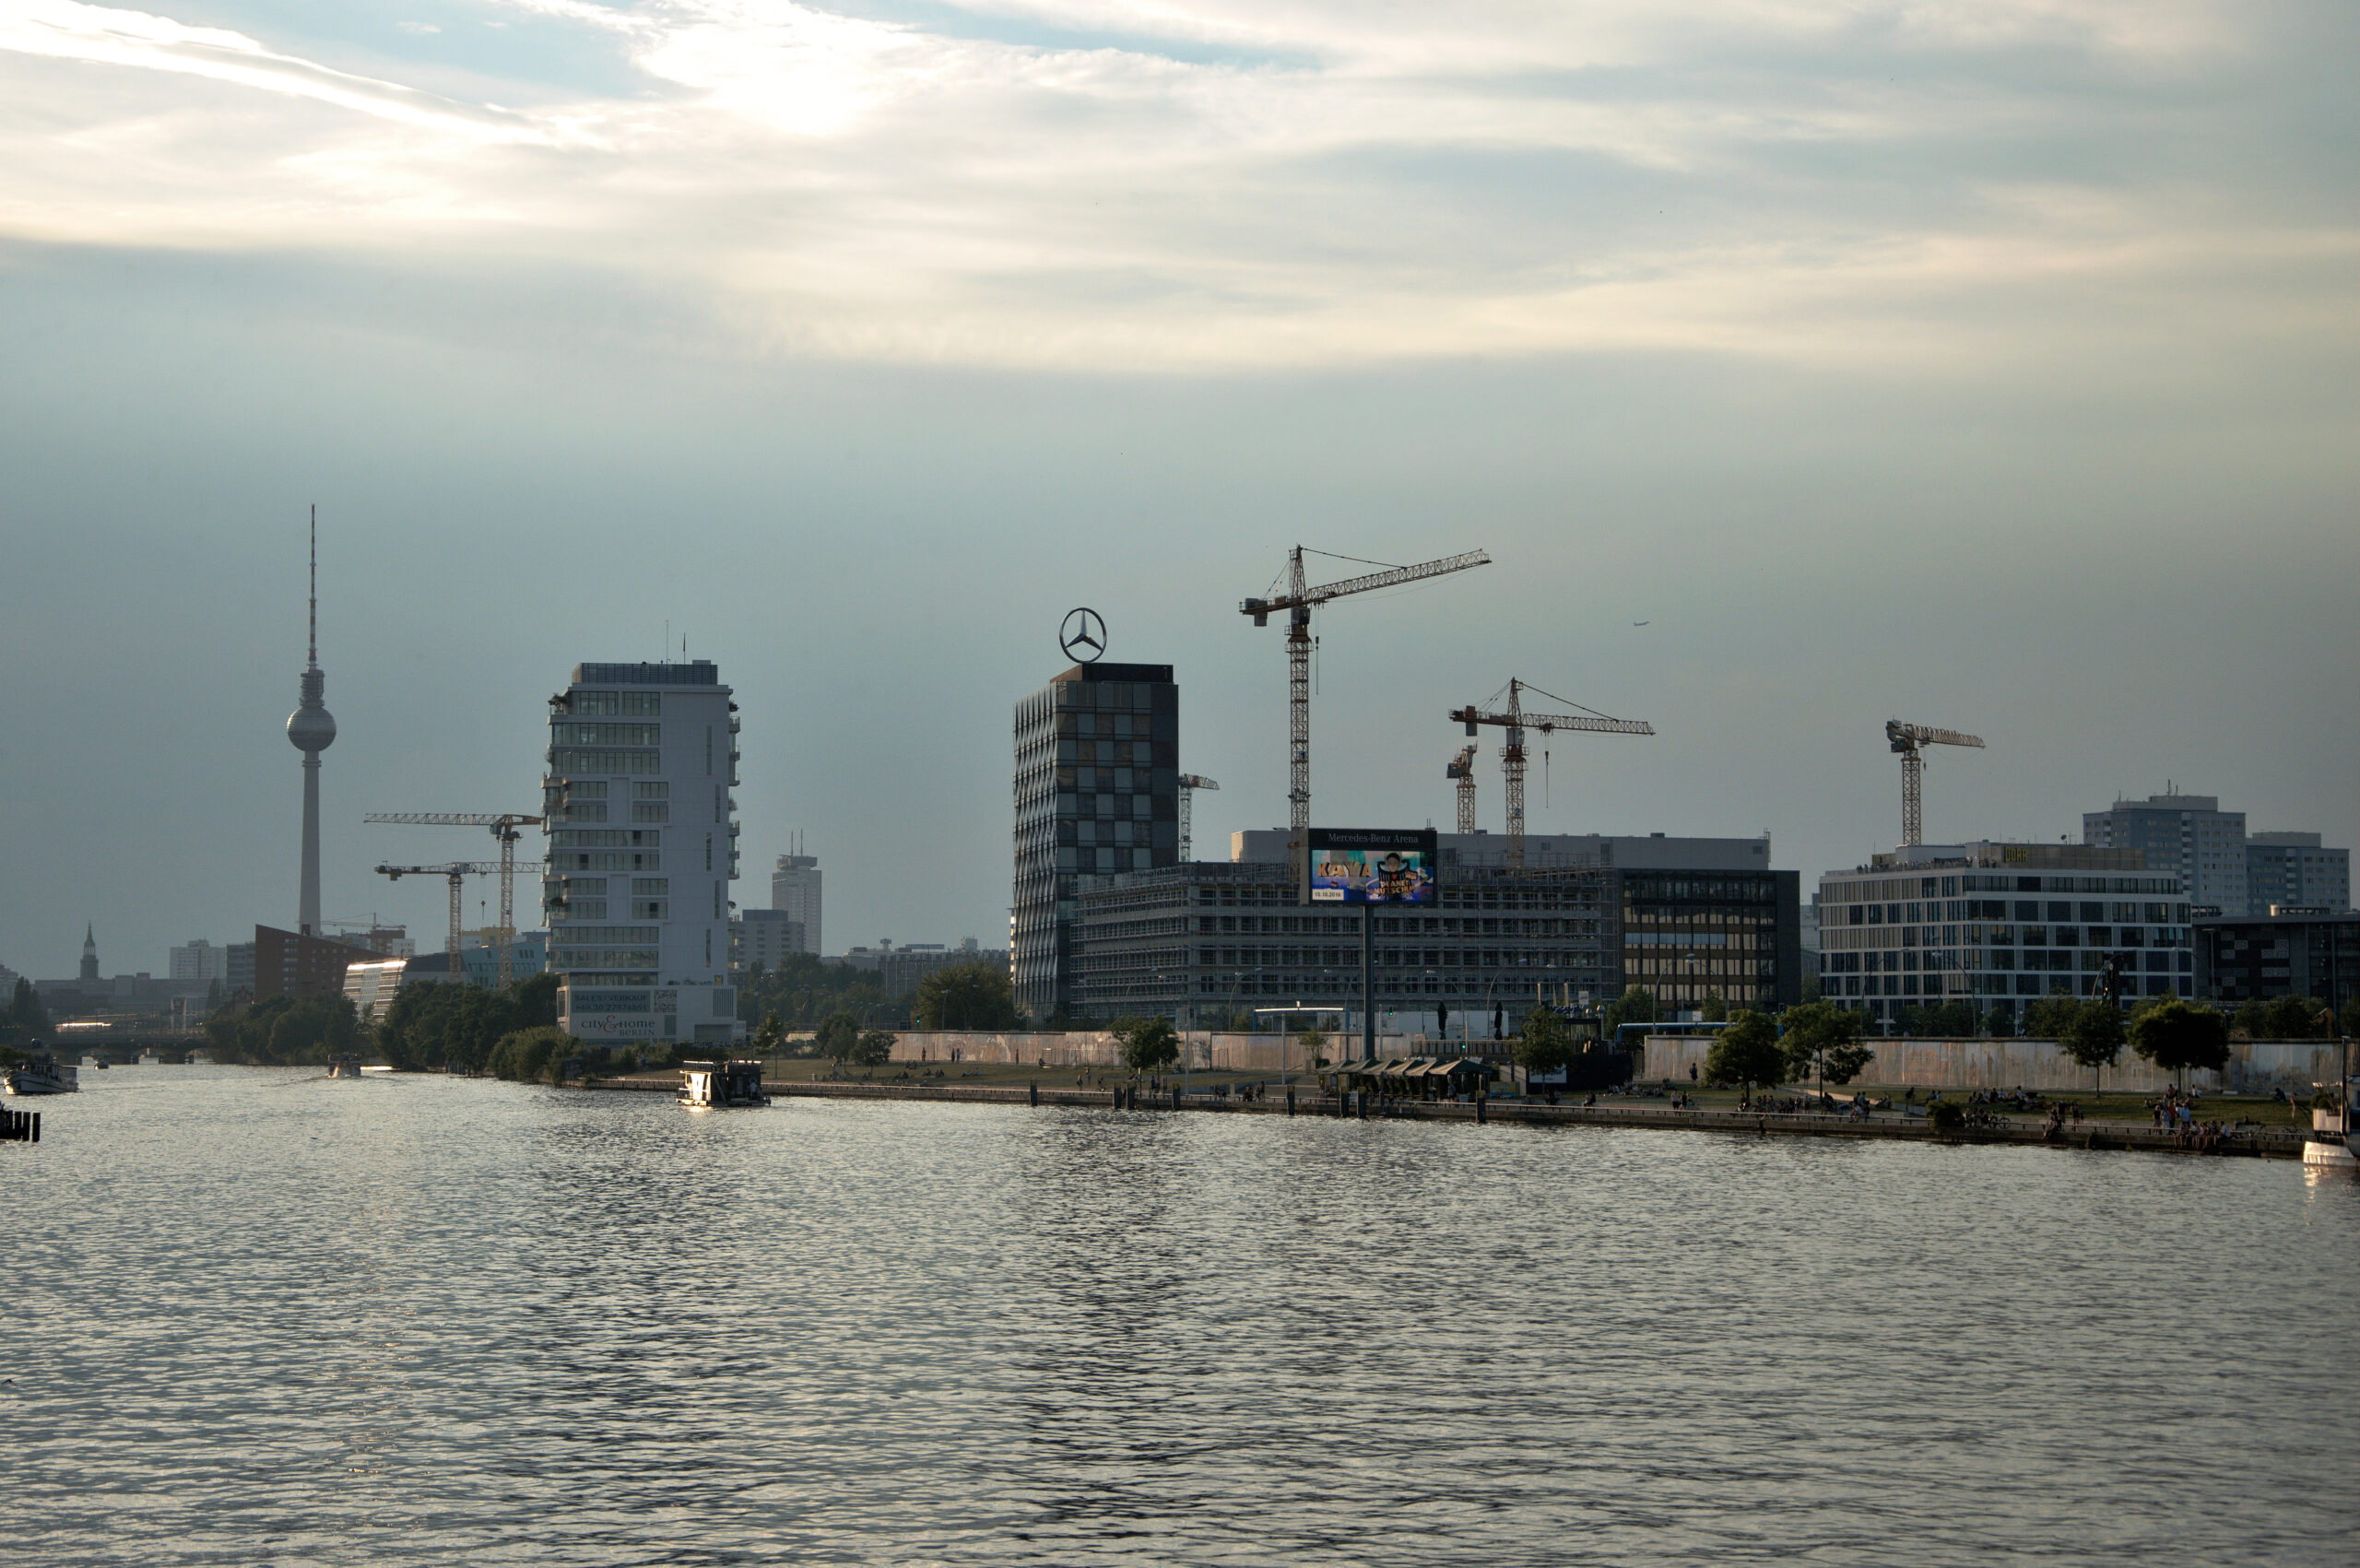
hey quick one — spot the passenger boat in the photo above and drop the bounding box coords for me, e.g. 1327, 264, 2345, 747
678, 1058, 770, 1108
326, 1055, 363, 1079
4, 1053, 79, 1096
2299, 1081, 2357, 1169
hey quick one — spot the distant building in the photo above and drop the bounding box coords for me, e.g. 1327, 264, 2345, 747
1817, 843, 2192, 1029
252, 924, 379, 1002
2083, 792, 2248, 915
35, 926, 187, 1019
402, 931, 548, 988
544, 659, 743, 1046
2245, 832, 2350, 915
841, 937, 1009, 1000
734, 910, 807, 974
1011, 660, 1180, 1020
170, 939, 230, 985
227, 942, 256, 998
2194, 910, 2358, 1018
769, 852, 822, 957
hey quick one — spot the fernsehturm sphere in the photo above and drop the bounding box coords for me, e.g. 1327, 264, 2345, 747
286, 506, 335, 937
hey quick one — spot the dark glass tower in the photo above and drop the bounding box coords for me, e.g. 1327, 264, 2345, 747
1012, 662, 1178, 1021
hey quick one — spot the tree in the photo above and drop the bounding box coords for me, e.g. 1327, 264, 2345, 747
851, 1029, 896, 1067
2059, 999, 2125, 1090
1706, 1010, 1787, 1092
913, 961, 1021, 1030
204, 993, 360, 1066
1513, 1008, 1580, 1076
1779, 1001, 1872, 1089
1113, 1016, 1180, 1074
3, 977, 50, 1043
814, 1011, 860, 1060
753, 1010, 785, 1055
2022, 988, 2081, 1041
2129, 997, 2230, 1087
1600, 985, 1657, 1035
2258, 995, 2329, 1041
1294, 1027, 1328, 1068
1699, 988, 1729, 1024
487, 1025, 577, 1082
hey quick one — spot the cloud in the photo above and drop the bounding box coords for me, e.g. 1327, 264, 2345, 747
0, 0, 2343, 369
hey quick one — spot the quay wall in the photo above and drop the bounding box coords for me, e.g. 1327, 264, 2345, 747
1638, 1036, 2346, 1094
889, 1030, 1444, 1072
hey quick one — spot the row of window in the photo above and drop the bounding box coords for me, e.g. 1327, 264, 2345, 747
555, 851, 660, 872
549, 948, 661, 969
1186, 948, 1613, 972
565, 691, 662, 716
1825, 948, 2189, 974
551, 723, 660, 747
549, 748, 660, 774
1844, 899, 2182, 926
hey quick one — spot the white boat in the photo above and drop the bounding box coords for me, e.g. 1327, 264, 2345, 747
4, 1053, 80, 1096
678, 1059, 771, 1108
2300, 1090, 2357, 1169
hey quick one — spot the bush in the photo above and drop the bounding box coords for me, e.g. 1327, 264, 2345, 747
851, 1029, 896, 1067
815, 1012, 861, 1060
487, 1025, 576, 1083
1925, 1100, 1965, 1134
913, 962, 1021, 1030
1513, 1008, 1579, 1076
1707, 1011, 1786, 1091
1113, 1016, 1180, 1073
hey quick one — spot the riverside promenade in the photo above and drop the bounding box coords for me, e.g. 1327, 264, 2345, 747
584, 1075, 2311, 1159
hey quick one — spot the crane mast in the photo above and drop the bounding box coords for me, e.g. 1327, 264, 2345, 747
1446, 744, 1479, 834
1452, 678, 1653, 869
374, 862, 502, 986
1175, 775, 1219, 863
1242, 546, 1489, 885
364, 813, 545, 987
1883, 721, 1985, 846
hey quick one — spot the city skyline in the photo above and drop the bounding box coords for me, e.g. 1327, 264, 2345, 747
1, 0, 2353, 974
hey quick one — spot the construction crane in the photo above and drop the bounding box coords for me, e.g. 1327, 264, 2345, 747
363, 813, 544, 987
1176, 774, 1219, 863
1884, 721, 1984, 846
1452, 678, 1653, 870
1240, 545, 1490, 883
373, 863, 502, 986
1446, 744, 1480, 834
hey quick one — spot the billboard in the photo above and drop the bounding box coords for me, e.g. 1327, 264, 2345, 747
1309, 828, 1438, 904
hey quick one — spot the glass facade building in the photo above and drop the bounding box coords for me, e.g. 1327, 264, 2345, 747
1818, 843, 2191, 1028
1011, 661, 1178, 1020
545, 661, 743, 1046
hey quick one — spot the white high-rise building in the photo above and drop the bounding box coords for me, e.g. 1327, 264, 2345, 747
770, 850, 822, 956
170, 939, 230, 985
544, 660, 744, 1047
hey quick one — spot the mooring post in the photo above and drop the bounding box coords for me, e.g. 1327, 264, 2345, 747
1287, 1087, 1295, 1117
1029, 1080, 1039, 1107
31, 1111, 41, 1143
1476, 1094, 1487, 1126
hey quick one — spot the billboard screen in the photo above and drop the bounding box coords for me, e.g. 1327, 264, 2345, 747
1309, 828, 1438, 904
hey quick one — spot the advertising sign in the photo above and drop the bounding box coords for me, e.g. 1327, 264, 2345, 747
1309, 828, 1438, 904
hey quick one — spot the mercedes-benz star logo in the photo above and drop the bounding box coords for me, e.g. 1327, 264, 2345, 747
1060, 607, 1107, 664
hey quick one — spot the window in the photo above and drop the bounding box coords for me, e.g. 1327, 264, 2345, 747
551, 722, 659, 747
549, 748, 658, 774
2047, 902, 2071, 922
633, 781, 668, 799
631, 878, 667, 894
569, 781, 609, 799
632, 802, 669, 823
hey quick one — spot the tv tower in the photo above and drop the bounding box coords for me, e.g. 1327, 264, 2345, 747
286, 505, 336, 936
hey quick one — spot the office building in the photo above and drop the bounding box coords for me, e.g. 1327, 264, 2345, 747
1817, 843, 2192, 1028
402, 931, 548, 987
769, 850, 822, 957
543, 660, 743, 1046
170, 939, 231, 986
344, 958, 408, 1020
734, 910, 807, 974
2194, 910, 2358, 1018
1011, 660, 1179, 1020
227, 941, 256, 998
1072, 831, 1800, 1030
2245, 832, 2350, 915
2083, 792, 2246, 915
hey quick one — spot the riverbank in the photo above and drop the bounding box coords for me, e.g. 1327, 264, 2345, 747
580, 1074, 2312, 1159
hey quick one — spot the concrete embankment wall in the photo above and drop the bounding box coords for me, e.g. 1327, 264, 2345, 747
1638, 1036, 2344, 1094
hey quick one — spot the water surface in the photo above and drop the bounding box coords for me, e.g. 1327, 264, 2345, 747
10, 1065, 2355, 1564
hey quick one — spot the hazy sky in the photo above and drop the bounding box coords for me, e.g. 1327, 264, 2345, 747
2, 0, 2353, 976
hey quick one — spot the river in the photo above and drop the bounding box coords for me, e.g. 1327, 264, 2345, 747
9, 1064, 2354, 1564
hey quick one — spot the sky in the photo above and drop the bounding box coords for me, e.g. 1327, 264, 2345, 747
0, 0, 2353, 977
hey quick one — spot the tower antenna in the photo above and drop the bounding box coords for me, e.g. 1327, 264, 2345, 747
308, 503, 319, 671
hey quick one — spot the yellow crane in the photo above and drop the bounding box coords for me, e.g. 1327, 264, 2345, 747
1446, 744, 1479, 834
1884, 721, 1984, 846
1451, 678, 1653, 869
363, 813, 544, 987
372, 862, 502, 986
1240, 545, 1490, 883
